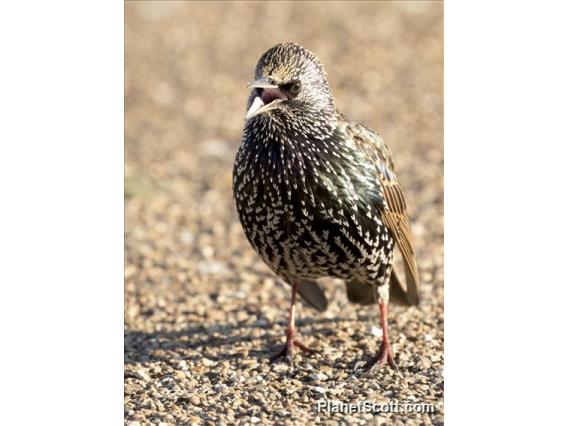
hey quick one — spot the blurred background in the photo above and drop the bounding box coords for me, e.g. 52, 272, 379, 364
125, 2, 443, 425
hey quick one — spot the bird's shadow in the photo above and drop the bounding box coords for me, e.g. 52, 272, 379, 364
124, 314, 372, 367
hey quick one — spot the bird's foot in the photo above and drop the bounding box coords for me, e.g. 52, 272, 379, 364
365, 341, 399, 372
270, 334, 316, 367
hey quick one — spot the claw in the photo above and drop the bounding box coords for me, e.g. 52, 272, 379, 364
270, 337, 317, 367
364, 300, 401, 375
365, 342, 398, 371
268, 280, 318, 368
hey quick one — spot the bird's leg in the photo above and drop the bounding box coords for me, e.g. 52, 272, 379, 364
366, 286, 398, 370
270, 280, 316, 366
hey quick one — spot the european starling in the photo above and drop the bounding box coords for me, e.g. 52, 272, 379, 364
233, 42, 419, 369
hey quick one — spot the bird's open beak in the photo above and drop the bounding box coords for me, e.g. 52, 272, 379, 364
246, 77, 287, 120
247, 77, 279, 90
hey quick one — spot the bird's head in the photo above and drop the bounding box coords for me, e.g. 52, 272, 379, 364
245, 42, 336, 121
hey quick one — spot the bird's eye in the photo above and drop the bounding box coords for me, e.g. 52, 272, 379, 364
281, 81, 301, 96
290, 81, 301, 95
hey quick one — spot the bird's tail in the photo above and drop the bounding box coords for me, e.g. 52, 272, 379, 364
345, 279, 375, 305
297, 279, 328, 311
344, 267, 418, 307
389, 266, 418, 306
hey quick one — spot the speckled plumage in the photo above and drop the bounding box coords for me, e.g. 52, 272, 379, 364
233, 42, 419, 368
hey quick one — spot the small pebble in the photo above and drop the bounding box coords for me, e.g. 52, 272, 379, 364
309, 373, 328, 382
370, 325, 383, 337
134, 369, 150, 382
202, 358, 217, 367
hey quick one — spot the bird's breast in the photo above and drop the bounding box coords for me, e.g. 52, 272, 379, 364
233, 126, 394, 281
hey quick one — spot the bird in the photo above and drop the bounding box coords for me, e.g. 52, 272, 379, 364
232, 42, 419, 369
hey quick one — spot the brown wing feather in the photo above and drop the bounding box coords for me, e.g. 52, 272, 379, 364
381, 209, 419, 305
347, 121, 420, 305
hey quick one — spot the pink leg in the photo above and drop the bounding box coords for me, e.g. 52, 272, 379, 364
270, 280, 316, 366
365, 301, 398, 370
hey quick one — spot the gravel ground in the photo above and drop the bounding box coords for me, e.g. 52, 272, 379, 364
125, 2, 443, 425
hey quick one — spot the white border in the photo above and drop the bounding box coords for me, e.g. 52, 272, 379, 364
0, 2, 123, 424
446, 1, 568, 424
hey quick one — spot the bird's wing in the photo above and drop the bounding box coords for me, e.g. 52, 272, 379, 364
346, 121, 420, 305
